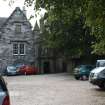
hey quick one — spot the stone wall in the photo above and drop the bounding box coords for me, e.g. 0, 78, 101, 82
0, 7, 34, 72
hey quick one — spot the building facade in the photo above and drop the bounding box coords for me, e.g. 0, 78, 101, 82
0, 7, 34, 73
0, 7, 67, 74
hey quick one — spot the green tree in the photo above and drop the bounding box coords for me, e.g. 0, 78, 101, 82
82, 0, 105, 55
34, 0, 94, 57
41, 15, 94, 58
33, 0, 105, 55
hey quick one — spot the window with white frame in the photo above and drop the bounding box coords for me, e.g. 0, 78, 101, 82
13, 44, 18, 55
13, 43, 25, 55
20, 44, 25, 54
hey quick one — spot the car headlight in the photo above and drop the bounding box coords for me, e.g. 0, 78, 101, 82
93, 73, 98, 79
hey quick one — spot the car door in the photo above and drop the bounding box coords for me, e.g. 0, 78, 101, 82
0, 76, 10, 105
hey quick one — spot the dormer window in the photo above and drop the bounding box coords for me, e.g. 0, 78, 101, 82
15, 24, 21, 33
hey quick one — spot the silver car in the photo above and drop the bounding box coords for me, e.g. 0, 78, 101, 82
0, 75, 10, 105
6, 66, 17, 76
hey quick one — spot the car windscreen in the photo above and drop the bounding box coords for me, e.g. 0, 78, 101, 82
80, 65, 88, 68
85, 66, 93, 69
96, 61, 105, 67
7, 66, 16, 71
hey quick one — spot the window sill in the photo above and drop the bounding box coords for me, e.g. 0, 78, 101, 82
13, 54, 26, 56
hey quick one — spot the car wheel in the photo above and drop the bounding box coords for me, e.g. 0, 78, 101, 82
103, 82, 105, 90
98, 84, 104, 89
75, 76, 80, 80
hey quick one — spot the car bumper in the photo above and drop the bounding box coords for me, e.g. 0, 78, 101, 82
6, 72, 17, 76
89, 78, 105, 86
74, 73, 88, 77
74, 74, 80, 77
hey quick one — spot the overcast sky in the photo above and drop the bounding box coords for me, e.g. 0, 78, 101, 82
0, 0, 46, 27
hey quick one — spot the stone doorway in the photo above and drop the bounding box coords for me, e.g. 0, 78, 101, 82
43, 61, 50, 73
62, 62, 67, 72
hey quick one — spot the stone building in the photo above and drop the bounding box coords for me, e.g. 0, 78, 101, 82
0, 7, 67, 74
0, 7, 34, 73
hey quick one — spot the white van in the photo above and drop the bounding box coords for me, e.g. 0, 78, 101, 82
89, 59, 105, 89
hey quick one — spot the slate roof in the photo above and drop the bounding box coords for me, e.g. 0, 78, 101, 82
1, 7, 32, 29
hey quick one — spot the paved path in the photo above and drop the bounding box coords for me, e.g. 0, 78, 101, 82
3, 73, 105, 105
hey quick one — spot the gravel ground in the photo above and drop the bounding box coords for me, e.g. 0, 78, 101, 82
3, 73, 105, 105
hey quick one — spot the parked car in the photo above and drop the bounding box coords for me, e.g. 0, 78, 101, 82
18, 65, 38, 75
74, 65, 94, 80
6, 65, 18, 76
6, 64, 25, 76
0, 75, 10, 105
89, 66, 105, 89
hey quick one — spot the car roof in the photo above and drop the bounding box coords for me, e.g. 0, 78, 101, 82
79, 65, 93, 67
97, 59, 105, 62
